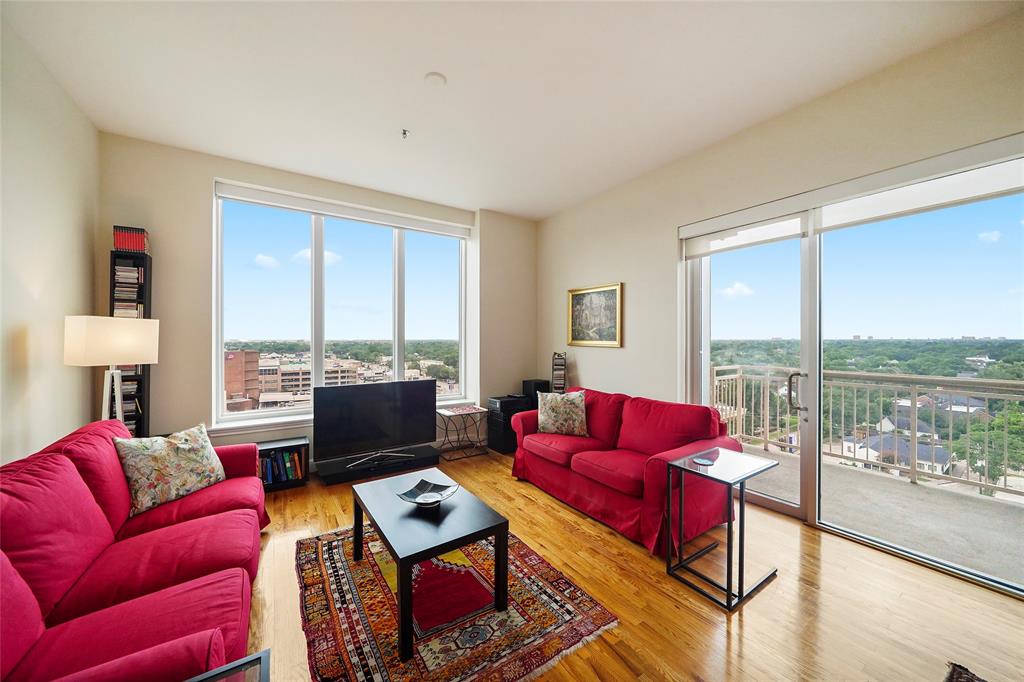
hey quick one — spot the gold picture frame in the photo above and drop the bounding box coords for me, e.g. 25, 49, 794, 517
567, 282, 622, 347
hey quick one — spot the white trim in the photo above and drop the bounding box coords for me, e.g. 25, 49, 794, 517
214, 179, 472, 237
392, 228, 406, 381
311, 215, 325, 388
678, 132, 1024, 238
207, 413, 313, 438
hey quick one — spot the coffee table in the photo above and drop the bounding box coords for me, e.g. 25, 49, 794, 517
352, 467, 509, 661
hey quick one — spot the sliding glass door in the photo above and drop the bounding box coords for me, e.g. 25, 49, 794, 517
683, 144, 1024, 594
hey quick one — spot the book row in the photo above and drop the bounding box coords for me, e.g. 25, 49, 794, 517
259, 450, 304, 485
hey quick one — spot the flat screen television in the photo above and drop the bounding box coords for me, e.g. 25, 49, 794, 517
313, 380, 437, 462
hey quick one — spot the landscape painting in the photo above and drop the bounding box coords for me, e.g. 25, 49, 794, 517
568, 283, 622, 347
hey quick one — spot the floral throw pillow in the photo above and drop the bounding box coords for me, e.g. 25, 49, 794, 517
537, 391, 588, 437
114, 424, 225, 516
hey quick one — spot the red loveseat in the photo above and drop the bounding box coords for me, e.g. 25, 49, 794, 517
0, 420, 269, 681
511, 387, 742, 554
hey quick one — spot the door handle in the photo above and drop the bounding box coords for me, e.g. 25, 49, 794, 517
787, 372, 808, 412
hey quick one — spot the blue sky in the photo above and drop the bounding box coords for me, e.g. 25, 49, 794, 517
222, 200, 460, 341
709, 192, 1024, 340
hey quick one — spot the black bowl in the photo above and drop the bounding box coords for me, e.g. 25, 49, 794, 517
396, 479, 460, 508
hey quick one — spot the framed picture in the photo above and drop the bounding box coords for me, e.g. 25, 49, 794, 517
567, 282, 622, 347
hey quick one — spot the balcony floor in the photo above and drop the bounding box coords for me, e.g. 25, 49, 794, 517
742, 446, 1024, 586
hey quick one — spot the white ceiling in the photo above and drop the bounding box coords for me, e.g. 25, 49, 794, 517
3, 2, 1017, 219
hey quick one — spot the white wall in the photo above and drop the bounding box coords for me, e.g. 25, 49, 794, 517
478, 210, 538, 401
1, 21, 99, 461
537, 12, 1024, 401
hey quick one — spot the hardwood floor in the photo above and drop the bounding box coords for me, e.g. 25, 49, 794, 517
249, 452, 1024, 681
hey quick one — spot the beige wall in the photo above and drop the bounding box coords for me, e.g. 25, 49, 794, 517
1, 22, 99, 461
478, 210, 538, 401
97, 134, 538, 445
537, 12, 1024, 401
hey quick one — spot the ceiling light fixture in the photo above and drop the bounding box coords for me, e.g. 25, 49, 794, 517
424, 71, 447, 87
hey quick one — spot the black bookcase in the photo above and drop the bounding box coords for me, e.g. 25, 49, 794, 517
108, 250, 153, 437
258, 437, 310, 492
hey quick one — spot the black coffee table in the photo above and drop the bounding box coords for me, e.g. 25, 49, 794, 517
352, 467, 509, 661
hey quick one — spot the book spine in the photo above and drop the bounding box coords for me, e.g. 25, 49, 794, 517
292, 451, 302, 479
283, 453, 294, 480
275, 453, 285, 480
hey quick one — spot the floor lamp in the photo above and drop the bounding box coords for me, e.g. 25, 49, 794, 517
64, 316, 160, 422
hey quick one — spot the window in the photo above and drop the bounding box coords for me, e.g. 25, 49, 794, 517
216, 185, 467, 422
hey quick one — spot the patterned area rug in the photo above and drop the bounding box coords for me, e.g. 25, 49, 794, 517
296, 526, 617, 681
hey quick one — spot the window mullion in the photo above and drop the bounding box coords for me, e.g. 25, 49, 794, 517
393, 228, 405, 382
312, 214, 325, 388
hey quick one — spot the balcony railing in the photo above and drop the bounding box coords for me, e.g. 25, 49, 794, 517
712, 365, 1024, 498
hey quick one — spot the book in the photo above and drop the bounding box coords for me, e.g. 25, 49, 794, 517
291, 451, 302, 479
283, 453, 294, 480
275, 452, 286, 480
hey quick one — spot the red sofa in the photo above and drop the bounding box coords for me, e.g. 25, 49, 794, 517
0, 420, 269, 681
511, 387, 741, 555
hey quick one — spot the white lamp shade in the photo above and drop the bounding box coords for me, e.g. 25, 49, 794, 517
64, 316, 160, 366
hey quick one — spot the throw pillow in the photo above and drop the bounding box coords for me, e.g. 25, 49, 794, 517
114, 424, 225, 516
537, 391, 589, 437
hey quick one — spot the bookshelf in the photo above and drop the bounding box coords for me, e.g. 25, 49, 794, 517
108, 249, 153, 437
258, 437, 309, 492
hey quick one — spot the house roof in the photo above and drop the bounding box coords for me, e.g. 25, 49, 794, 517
859, 434, 952, 466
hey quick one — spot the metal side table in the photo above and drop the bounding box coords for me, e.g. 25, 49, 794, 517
665, 447, 779, 611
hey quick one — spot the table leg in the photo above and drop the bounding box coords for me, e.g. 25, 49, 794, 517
678, 468, 685, 564
725, 482, 734, 611
739, 480, 746, 601
353, 495, 363, 561
495, 527, 508, 611
664, 466, 672, 569
398, 560, 413, 661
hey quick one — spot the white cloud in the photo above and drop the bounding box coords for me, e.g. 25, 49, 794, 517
292, 248, 341, 266
253, 253, 279, 269
977, 231, 1001, 243
722, 281, 754, 297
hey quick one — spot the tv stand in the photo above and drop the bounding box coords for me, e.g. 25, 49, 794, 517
343, 450, 417, 469
317, 444, 440, 484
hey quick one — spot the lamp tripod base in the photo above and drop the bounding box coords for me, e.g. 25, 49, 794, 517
101, 365, 124, 423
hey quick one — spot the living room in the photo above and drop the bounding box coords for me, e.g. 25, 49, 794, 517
2, 2, 1022, 681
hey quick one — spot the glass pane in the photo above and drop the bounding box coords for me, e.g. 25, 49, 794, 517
404, 231, 462, 398
820, 191, 1024, 589
706, 237, 801, 505
221, 199, 311, 415
323, 217, 394, 386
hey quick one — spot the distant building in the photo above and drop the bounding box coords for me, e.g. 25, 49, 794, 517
224, 351, 260, 408
842, 434, 951, 476
964, 355, 997, 368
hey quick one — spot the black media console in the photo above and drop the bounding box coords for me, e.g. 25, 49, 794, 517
316, 444, 440, 484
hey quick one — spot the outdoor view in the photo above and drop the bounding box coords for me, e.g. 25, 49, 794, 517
221, 200, 462, 416
707, 189, 1023, 587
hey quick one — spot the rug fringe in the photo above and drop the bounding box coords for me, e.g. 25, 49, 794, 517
516, 619, 619, 682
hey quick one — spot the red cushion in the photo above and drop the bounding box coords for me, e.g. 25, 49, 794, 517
7, 569, 251, 682
0, 455, 114, 618
571, 449, 649, 498
117, 476, 268, 539
33, 420, 132, 532
617, 397, 720, 455
567, 386, 630, 447
50, 630, 225, 682
1, 552, 44, 679
524, 433, 610, 467
50, 510, 261, 623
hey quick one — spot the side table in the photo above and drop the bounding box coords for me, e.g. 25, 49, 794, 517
665, 447, 779, 611
436, 405, 489, 461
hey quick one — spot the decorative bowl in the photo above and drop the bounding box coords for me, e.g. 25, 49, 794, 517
396, 479, 460, 508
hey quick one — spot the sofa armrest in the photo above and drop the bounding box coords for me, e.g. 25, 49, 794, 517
639, 435, 743, 555
52, 629, 225, 682
510, 409, 539, 449
215, 443, 259, 479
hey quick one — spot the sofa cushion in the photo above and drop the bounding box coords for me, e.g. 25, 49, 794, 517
34, 420, 133, 532
49, 630, 225, 682
6, 569, 251, 682
50, 509, 261, 623
1, 552, 44, 679
0, 455, 114, 618
114, 424, 226, 517
617, 397, 720, 455
117, 476, 267, 540
567, 386, 630, 447
571, 449, 649, 498
524, 433, 610, 467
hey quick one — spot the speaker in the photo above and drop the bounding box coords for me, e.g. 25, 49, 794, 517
522, 379, 551, 408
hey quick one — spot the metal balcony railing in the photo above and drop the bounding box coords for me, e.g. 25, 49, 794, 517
712, 365, 1024, 498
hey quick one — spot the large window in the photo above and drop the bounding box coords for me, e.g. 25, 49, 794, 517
216, 185, 467, 421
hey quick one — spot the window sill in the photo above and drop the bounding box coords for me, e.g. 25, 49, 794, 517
208, 413, 312, 438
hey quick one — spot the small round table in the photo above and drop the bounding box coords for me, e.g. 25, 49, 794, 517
436, 405, 490, 461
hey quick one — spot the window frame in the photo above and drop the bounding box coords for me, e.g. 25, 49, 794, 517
213, 182, 468, 426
